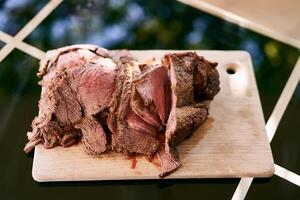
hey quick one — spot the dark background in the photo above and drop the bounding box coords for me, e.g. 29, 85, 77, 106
0, 0, 299, 199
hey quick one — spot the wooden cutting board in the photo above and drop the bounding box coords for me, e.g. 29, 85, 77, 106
32, 50, 274, 182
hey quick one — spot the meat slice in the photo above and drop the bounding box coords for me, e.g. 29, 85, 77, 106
156, 52, 219, 177
75, 116, 107, 155
130, 65, 172, 132
171, 104, 208, 147
162, 52, 220, 105
126, 108, 157, 136
24, 70, 83, 153
155, 54, 180, 176
24, 117, 62, 153
113, 58, 160, 156
156, 144, 181, 177
125, 108, 159, 155
38, 44, 109, 78
113, 58, 134, 152
134, 65, 171, 124
24, 45, 117, 154
130, 91, 163, 132
60, 126, 82, 147
38, 44, 109, 88
107, 59, 126, 150
46, 70, 83, 126
192, 55, 220, 100
70, 57, 117, 115
162, 53, 194, 106
117, 128, 159, 156
107, 56, 138, 150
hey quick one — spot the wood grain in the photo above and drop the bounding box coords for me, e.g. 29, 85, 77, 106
32, 50, 274, 182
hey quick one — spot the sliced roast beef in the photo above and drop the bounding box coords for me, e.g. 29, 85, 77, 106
124, 107, 159, 156
113, 59, 160, 156
112, 58, 133, 152
162, 52, 220, 105
60, 126, 82, 147
134, 65, 170, 124
25, 45, 118, 154
38, 44, 109, 78
24, 69, 83, 153
38, 45, 109, 89
75, 116, 107, 155
162, 53, 194, 106
94, 110, 110, 132
107, 58, 127, 150
192, 55, 220, 100
25, 46, 221, 178
24, 115, 63, 153
171, 104, 208, 147
117, 127, 159, 156
130, 90, 163, 132
156, 53, 180, 176
156, 144, 181, 177
70, 57, 117, 115
107, 56, 137, 151
126, 108, 157, 136
157, 52, 219, 177
46, 70, 83, 126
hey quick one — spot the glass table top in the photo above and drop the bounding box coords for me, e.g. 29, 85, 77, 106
178, 0, 300, 49
0, 0, 299, 199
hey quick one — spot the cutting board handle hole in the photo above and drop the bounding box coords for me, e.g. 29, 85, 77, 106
226, 67, 236, 75
225, 63, 239, 75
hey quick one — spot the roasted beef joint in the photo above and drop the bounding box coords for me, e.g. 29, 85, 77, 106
24, 45, 220, 177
